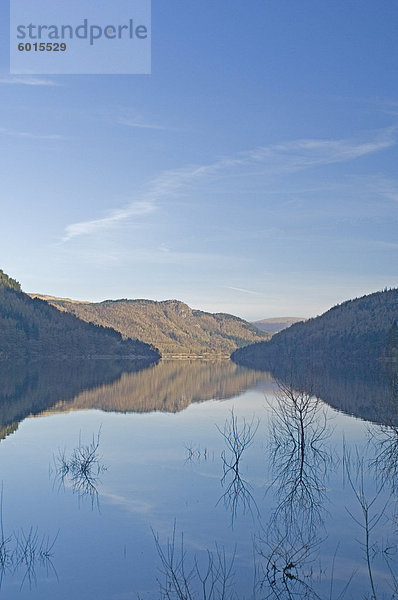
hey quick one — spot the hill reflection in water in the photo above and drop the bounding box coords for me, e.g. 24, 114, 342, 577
1, 356, 395, 444
0, 359, 266, 438
261, 360, 398, 426
0, 359, 155, 439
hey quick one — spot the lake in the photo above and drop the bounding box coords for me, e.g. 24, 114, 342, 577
0, 358, 396, 599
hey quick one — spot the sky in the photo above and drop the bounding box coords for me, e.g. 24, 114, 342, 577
0, 0, 397, 321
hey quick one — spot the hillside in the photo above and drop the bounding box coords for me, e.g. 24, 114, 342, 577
0, 272, 160, 361
0, 269, 21, 292
251, 316, 305, 333
385, 320, 398, 362
232, 289, 398, 369
29, 295, 270, 356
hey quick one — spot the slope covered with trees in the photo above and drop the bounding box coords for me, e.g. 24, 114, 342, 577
31, 296, 270, 356
0, 272, 160, 361
385, 320, 398, 362
0, 269, 21, 292
232, 289, 398, 369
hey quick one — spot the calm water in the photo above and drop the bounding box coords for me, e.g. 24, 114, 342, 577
0, 359, 396, 599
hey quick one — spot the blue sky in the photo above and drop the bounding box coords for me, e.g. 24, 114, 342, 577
0, 0, 397, 320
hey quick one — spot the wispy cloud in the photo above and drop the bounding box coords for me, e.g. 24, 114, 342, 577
117, 116, 165, 130
0, 76, 60, 86
61, 128, 396, 242
225, 286, 261, 295
371, 176, 398, 203
62, 201, 156, 242
0, 127, 64, 140
223, 128, 396, 173
115, 108, 166, 130
97, 107, 169, 131
142, 127, 396, 189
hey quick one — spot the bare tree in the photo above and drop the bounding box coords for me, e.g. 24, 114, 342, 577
344, 447, 395, 600
52, 429, 107, 509
152, 523, 238, 600
217, 409, 260, 526
254, 380, 339, 600
0, 487, 57, 591
267, 380, 332, 532
369, 424, 398, 495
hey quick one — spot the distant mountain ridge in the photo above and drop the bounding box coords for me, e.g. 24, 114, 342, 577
0, 271, 160, 361
251, 317, 305, 333
232, 289, 398, 369
29, 295, 270, 356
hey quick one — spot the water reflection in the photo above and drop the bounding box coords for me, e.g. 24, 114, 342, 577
1, 357, 398, 598
368, 374, 398, 496
52, 430, 107, 509
370, 425, 398, 495
0, 359, 155, 440
0, 491, 57, 591
262, 361, 398, 426
184, 444, 212, 463
47, 359, 266, 415
343, 447, 398, 600
254, 381, 333, 600
254, 377, 398, 599
217, 410, 260, 526
267, 380, 332, 531
152, 524, 237, 600
0, 359, 266, 440
255, 529, 325, 600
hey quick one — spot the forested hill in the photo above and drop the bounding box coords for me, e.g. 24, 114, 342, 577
0, 273, 160, 361
232, 289, 398, 369
0, 269, 21, 292
30, 296, 270, 356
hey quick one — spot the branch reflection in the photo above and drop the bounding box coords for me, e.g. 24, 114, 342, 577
0, 489, 57, 591
369, 374, 398, 495
256, 380, 334, 599
217, 410, 260, 526
52, 430, 107, 509
268, 380, 332, 530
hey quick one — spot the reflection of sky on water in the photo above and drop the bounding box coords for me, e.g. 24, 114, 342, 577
0, 364, 396, 598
